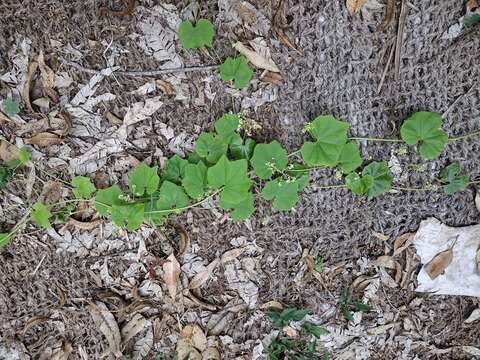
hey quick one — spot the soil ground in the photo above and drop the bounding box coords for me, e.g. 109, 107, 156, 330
1, 0, 480, 359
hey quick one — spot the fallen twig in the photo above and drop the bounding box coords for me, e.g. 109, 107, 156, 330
378, 0, 396, 32
60, 58, 220, 77
394, 0, 409, 81
377, 41, 395, 94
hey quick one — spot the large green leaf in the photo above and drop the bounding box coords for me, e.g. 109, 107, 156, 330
345, 173, 373, 195
261, 177, 306, 210
338, 142, 362, 173
400, 112, 448, 160
220, 56, 253, 89
439, 163, 469, 195
162, 155, 188, 184
230, 135, 256, 160
71, 176, 96, 199
128, 163, 160, 196
182, 161, 207, 199
178, 19, 214, 49
219, 191, 255, 220
156, 181, 190, 212
301, 116, 350, 167
214, 113, 240, 144
95, 185, 124, 216
207, 155, 251, 205
251, 140, 288, 179
362, 161, 392, 198
195, 132, 228, 164
111, 203, 145, 231
32, 202, 51, 229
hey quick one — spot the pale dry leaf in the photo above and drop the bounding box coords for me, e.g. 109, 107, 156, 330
123, 96, 163, 126
0, 140, 19, 162
26, 132, 63, 147
189, 258, 220, 289
475, 192, 480, 212
21, 60, 38, 113
202, 347, 221, 360
283, 326, 298, 338
32, 97, 50, 111
374, 255, 396, 269
261, 71, 283, 85
259, 301, 284, 310
40, 180, 63, 205
121, 313, 147, 344
233, 42, 280, 73
37, 51, 55, 89
162, 253, 181, 299
50, 341, 73, 360
221, 246, 247, 264
181, 323, 207, 352
463, 346, 480, 356
347, 0, 367, 16
105, 111, 123, 125
132, 323, 153, 360
177, 338, 202, 360
372, 231, 389, 241
465, 308, 480, 323
424, 248, 453, 280
393, 232, 415, 256
476, 248, 480, 272
67, 218, 102, 230
88, 301, 122, 358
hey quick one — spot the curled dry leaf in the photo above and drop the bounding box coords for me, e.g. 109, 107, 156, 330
233, 42, 280, 73
352, 275, 376, 292
283, 326, 298, 338
476, 248, 480, 272
393, 232, 415, 256
220, 246, 247, 263
177, 338, 202, 360
22, 60, 39, 113
261, 71, 283, 85
259, 300, 284, 310
89, 301, 122, 358
346, 0, 367, 16
181, 323, 207, 352
202, 347, 221, 360
162, 253, 181, 299
189, 258, 220, 289
26, 132, 63, 147
372, 231, 389, 241
374, 255, 396, 269
475, 192, 480, 212
424, 247, 454, 280
67, 218, 102, 230
0, 140, 20, 162
121, 313, 147, 344
378, 0, 396, 31
23, 316, 50, 335
465, 308, 480, 323
58, 109, 72, 136
37, 51, 55, 90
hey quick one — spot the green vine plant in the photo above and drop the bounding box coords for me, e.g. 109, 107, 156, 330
1, 110, 480, 248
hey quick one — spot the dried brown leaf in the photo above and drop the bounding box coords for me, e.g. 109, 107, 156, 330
393, 232, 415, 256
22, 60, 38, 113
51, 341, 73, 360
233, 42, 280, 72
221, 247, 247, 263
467, 0, 479, 11
274, 28, 303, 55
162, 253, 180, 299
155, 80, 176, 96
26, 132, 63, 147
374, 255, 396, 269
259, 301, 284, 310
89, 301, 122, 358
105, 111, 123, 125
67, 218, 102, 230
177, 338, 202, 360
261, 71, 283, 85
181, 324, 207, 352
0, 112, 11, 123
189, 258, 220, 289
283, 326, 298, 338
37, 51, 55, 90
40, 180, 63, 205
132, 324, 153, 359
0, 140, 19, 162
346, 0, 367, 16
424, 248, 453, 280
23, 316, 50, 335
378, 0, 396, 31
58, 109, 72, 136
202, 347, 221, 360
121, 313, 147, 344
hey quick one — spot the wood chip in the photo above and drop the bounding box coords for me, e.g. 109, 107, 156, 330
38, 51, 55, 90
346, 0, 367, 16
372, 232, 389, 241
221, 247, 247, 263
202, 347, 221, 360
162, 253, 180, 299
176, 338, 202, 360
67, 218, 103, 230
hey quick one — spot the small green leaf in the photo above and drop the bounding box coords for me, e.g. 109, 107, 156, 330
302, 322, 329, 338
111, 203, 145, 231
301, 116, 349, 167
338, 142, 362, 173
400, 111, 448, 160
262, 179, 301, 211
162, 155, 188, 184
214, 113, 240, 144
353, 300, 371, 312
32, 202, 51, 229
341, 307, 354, 321
220, 56, 253, 89
251, 140, 288, 179
314, 256, 325, 273
178, 19, 214, 49
0, 166, 13, 189
157, 181, 190, 212
464, 13, 480, 26
95, 185, 124, 216
207, 155, 251, 205
182, 161, 207, 199
345, 173, 373, 195
439, 163, 469, 195
195, 132, 228, 164
71, 176, 96, 199
2, 98, 20, 116
267, 308, 309, 328
18, 148, 30, 163
128, 163, 160, 196
362, 161, 392, 198
0, 233, 12, 247
219, 191, 255, 220
230, 135, 256, 160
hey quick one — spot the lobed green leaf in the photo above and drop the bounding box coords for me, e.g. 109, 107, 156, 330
182, 161, 208, 199
162, 155, 188, 184
111, 203, 145, 231
71, 176, 96, 199
128, 162, 160, 196
195, 132, 228, 164
230, 135, 256, 160
219, 191, 255, 220
251, 140, 288, 179
261, 175, 308, 211
32, 202, 52, 229
214, 113, 240, 144
439, 163, 469, 195
362, 161, 392, 198
338, 142, 362, 173
157, 181, 190, 212
220, 56, 253, 89
2, 98, 20, 116
178, 19, 214, 49
95, 185, 124, 216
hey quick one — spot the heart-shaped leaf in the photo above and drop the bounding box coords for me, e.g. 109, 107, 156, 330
214, 113, 240, 144
219, 191, 255, 220
111, 203, 145, 231
128, 163, 160, 196
439, 163, 469, 194
182, 161, 207, 199
157, 181, 189, 212
32, 202, 52, 229
230, 135, 256, 160
71, 176, 96, 199
178, 19, 214, 49
338, 142, 362, 173
220, 56, 253, 89
251, 140, 288, 179
362, 161, 392, 198
195, 132, 228, 164
162, 155, 188, 184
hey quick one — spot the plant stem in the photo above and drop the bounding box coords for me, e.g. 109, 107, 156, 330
348, 137, 403, 143
288, 150, 301, 158
146, 189, 222, 215
315, 184, 346, 190
449, 130, 480, 142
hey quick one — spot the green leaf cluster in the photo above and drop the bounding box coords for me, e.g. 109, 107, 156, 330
338, 288, 371, 322
178, 19, 214, 49
0, 147, 30, 190
439, 163, 469, 195
345, 161, 392, 198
